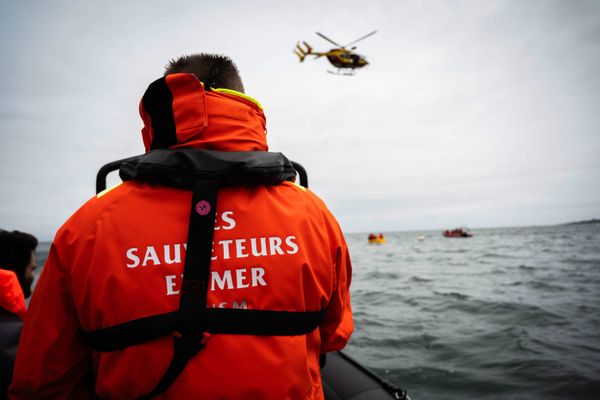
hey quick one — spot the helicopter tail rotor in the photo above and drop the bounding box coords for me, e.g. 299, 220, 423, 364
294, 41, 313, 62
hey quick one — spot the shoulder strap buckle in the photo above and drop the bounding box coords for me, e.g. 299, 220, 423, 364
173, 332, 210, 357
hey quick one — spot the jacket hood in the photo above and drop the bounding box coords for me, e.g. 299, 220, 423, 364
0, 269, 26, 319
139, 73, 268, 153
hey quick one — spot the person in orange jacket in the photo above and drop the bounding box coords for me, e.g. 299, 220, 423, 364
0, 269, 26, 400
1, 230, 37, 400
10, 54, 353, 399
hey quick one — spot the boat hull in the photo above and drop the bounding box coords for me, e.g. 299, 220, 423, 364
322, 351, 402, 399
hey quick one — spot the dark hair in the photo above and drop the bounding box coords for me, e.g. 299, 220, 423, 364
0, 230, 38, 275
164, 53, 245, 93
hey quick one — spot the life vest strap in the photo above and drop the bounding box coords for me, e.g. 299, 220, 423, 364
140, 178, 217, 399
135, 333, 208, 400
177, 179, 217, 336
82, 308, 326, 352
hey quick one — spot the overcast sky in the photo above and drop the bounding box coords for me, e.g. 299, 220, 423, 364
1, 0, 599, 241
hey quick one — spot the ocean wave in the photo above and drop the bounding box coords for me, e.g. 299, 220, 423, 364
433, 291, 470, 301
505, 281, 523, 286
489, 268, 507, 275
478, 252, 518, 259
354, 333, 440, 351
440, 299, 567, 327
518, 264, 536, 271
526, 280, 567, 292
363, 270, 401, 280
444, 249, 470, 254
409, 276, 432, 283
562, 258, 600, 266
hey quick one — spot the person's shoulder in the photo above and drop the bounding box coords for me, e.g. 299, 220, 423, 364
0, 306, 23, 379
277, 181, 330, 210
277, 181, 340, 224
279, 180, 324, 202
0, 306, 23, 326
0, 305, 22, 349
71, 180, 130, 216
55, 181, 139, 242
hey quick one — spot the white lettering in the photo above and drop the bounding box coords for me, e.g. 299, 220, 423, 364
269, 237, 284, 255
221, 211, 236, 230
251, 267, 267, 287
236, 269, 249, 288
215, 211, 236, 231
131, 233, 299, 273
232, 300, 247, 309
165, 274, 179, 295
209, 268, 267, 291
210, 301, 247, 308
142, 246, 160, 266
126, 248, 140, 268
250, 237, 267, 256
211, 270, 233, 290
235, 239, 249, 258
211, 241, 217, 261
164, 244, 181, 264
286, 236, 299, 254
220, 240, 233, 260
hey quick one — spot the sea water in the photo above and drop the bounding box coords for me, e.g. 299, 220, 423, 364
345, 223, 600, 400
33, 223, 600, 399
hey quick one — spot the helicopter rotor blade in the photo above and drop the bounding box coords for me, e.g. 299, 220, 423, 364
344, 30, 378, 47
316, 32, 343, 48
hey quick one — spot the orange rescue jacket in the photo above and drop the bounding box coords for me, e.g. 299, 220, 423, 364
10, 74, 353, 399
0, 269, 26, 320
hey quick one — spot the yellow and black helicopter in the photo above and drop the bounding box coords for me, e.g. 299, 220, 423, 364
294, 30, 377, 75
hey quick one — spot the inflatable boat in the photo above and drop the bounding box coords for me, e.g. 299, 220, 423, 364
97, 157, 410, 400
367, 234, 386, 244
443, 228, 473, 238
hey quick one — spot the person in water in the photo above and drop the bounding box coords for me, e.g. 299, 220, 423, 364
10, 54, 353, 399
0, 230, 37, 400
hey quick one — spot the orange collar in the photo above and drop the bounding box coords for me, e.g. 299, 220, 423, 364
139, 73, 268, 152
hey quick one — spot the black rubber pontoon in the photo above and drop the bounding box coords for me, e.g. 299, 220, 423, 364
321, 351, 408, 400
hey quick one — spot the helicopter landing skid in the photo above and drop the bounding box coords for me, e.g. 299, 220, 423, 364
327, 70, 354, 76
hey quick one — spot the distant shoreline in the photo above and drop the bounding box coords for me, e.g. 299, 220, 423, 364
349, 219, 600, 234
561, 218, 600, 226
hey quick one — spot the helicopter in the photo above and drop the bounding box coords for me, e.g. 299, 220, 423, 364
294, 30, 377, 75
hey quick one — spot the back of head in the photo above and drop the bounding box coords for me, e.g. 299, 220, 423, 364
164, 53, 245, 93
0, 230, 37, 275
0, 230, 38, 298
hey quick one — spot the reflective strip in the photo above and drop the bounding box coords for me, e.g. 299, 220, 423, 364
213, 88, 263, 110
283, 180, 307, 192
96, 182, 123, 198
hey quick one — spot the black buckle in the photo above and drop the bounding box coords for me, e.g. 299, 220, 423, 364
172, 331, 210, 359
